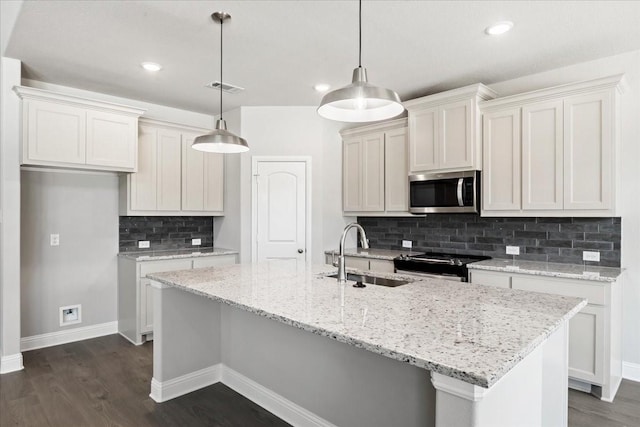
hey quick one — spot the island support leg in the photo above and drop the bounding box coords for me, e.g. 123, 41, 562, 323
149, 282, 222, 403
431, 322, 569, 427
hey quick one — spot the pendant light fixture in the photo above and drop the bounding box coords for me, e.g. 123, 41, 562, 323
317, 0, 403, 123
192, 12, 249, 153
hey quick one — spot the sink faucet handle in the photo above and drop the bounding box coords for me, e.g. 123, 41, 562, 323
331, 250, 339, 267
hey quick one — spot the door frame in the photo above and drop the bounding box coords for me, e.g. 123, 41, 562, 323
251, 156, 312, 263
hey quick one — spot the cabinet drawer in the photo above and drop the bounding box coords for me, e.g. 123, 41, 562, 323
511, 275, 605, 305
469, 270, 512, 289
345, 256, 370, 271
140, 259, 192, 277
369, 259, 395, 273
192, 255, 237, 269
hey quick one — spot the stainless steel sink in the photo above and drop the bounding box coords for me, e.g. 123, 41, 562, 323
326, 273, 410, 288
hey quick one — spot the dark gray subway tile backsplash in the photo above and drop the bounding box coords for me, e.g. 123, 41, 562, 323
119, 216, 213, 252
357, 216, 621, 267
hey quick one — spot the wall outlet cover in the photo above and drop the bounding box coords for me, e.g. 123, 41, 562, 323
138, 240, 150, 249
59, 304, 82, 327
192, 238, 202, 246
50, 234, 60, 246
506, 246, 520, 255
402, 240, 412, 249
583, 251, 600, 262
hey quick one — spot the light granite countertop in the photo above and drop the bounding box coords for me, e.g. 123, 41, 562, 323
468, 258, 624, 282
118, 247, 238, 261
324, 248, 421, 261
147, 261, 585, 388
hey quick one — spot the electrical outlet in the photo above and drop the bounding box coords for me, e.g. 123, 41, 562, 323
59, 304, 81, 327
506, 246, 520, 255
583, 251, 600, 262
50, 234, 60, 246
192, 238, 202, 246
402, 240, 412, 249
138, 240, 150, 249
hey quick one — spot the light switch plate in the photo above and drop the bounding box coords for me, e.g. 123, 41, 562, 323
583, 251, 600, 262
402, 240, 412, 249
138, 240, 150, 249
506, 246, 520, 255
50, 234, 60, 246
192, 238, 202, 246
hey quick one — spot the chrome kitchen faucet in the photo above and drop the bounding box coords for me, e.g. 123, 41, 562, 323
333, 222, 369, 284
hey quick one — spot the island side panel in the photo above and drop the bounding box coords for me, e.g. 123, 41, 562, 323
219, 304, 436, 427
431, 322, 570, 427
150, 282, 222, 402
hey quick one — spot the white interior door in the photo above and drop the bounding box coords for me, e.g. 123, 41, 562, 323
254, 160, 307, 262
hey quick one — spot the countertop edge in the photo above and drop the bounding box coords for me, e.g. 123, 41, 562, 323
119, 248, 239, 261
467, 261, 622, 282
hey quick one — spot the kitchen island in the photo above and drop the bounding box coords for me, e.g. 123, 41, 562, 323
148, 261, 586, 427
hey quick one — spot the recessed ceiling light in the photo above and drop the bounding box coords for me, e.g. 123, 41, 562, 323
141, 62, 162, 72
314, 83, 330, 93
485, 21, 514, 36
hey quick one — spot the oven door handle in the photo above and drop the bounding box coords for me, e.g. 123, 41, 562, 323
457, 178, 464, 207
395, 269, 464, 282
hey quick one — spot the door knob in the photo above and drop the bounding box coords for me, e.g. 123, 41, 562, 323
298, 249, 304, 254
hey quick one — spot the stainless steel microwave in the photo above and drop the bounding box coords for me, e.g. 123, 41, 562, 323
409, 171, 480, 214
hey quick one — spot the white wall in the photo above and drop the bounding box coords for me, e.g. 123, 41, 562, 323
488, 49, 640, 373
0, 57, 23, 372
216, 106, 351, 264
21, 170, 120, 336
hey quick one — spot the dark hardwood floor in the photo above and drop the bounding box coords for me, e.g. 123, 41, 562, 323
1, 334, 639, 427
0, 335, 289, 427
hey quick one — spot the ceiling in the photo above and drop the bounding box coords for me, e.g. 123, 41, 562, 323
5, 1, 640, 115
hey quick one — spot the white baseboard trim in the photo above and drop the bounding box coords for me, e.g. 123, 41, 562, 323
150, 364, 222, 403
222, 365, 337, 427
21, 321, 118, 352
0, 353, 24, 374
623, 361, 640, 382
568, 378, 592, 393
150, 363, 335, 427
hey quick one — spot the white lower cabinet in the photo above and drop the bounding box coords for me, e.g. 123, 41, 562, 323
469, 268, 622, 401
118, 254, 237, 344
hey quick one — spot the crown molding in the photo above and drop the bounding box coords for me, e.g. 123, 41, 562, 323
339, 117, 407, 137
403, 83, 498, 110
12, 85, 146, 116
480, 74, 625, 112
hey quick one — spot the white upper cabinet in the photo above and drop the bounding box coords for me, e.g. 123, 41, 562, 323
342, 137, 363, 212
86, 110, 137, 169
563, 91, 613, 210
405, 84, 497, 174
384, 127, 409, 212
120, 119, 225, 216
361, 132, 385, 212
480, 75, 624, 217
522, 100, 563, 210
482, 108, 521, 211
14, 86, 144, 172
181, 134, 224, 213
341, 119, 409, 216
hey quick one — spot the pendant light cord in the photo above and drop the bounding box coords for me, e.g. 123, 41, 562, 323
358, 0, 362, 68
219, 15, 224, 121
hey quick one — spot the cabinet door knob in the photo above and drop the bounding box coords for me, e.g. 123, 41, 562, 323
298, 249, 304, 254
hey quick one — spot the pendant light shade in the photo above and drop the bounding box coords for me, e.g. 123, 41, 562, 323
192, 118, 249, 153
192, 11, 249, 153
318, 1, 403, 123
